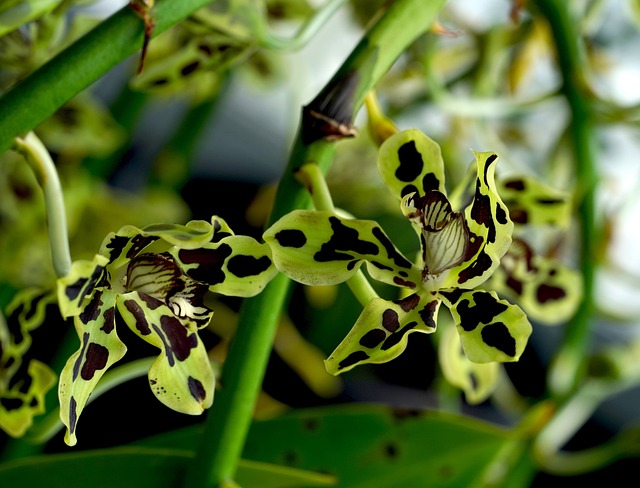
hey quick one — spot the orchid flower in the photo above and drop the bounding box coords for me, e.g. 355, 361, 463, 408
57, 216, 276, 445
265, 129, 532, 375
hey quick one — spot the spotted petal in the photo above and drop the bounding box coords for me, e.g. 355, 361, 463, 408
438, 151, 513, 290
438, 323, 499, 404
264, 210, 421, 288
377, 128, 447, 200
58, 290, 126, 446
57, 254, 110, 318
324, 293, 440, 375
498, 176, 571, 227
0, 290, 57, 438
439, 290, 531, 363
487, 239, 582, 324
116, 292, 214, 415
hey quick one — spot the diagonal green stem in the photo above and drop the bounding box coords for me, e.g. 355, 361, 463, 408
184, 1, 448, 486
535, 0, 598, 399
0, 0, 217, 154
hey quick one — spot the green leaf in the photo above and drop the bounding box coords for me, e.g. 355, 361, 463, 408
264, 210, 420, 288
440, 289, 531, 363
438, 322, 499, 404
58, 290, 127, 446
116, 291, 214, 415
487, 239, 582, 324
324, 293, 439, 374
0, 447, 335, 488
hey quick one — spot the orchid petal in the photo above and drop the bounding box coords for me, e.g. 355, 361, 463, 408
57, 254, 110, 318
498, 176, 571, 227
325, 293, 440, 374
440, 289, 531, 363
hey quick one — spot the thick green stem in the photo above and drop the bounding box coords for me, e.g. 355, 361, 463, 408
0, 0, 216, 154
535, 0, 598, 398
12, 132, 71, 278
184, 1, 447, 486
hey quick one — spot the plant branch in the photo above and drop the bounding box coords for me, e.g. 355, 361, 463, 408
535, 0, 598, 399
183, 1, 448, 486
0, 0, 216, 154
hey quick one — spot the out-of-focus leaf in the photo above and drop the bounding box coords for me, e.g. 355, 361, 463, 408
0, 447, 335, 488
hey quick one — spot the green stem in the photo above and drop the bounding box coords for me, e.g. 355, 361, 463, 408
296, 163, 379, 307
535, 0, 598, 398
184, 1, 447, 486
0, 0, 216, 154
12, 132, 71, 278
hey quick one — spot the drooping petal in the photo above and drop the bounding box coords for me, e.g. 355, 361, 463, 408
439, 289, 531, 363
58, 290, 126, 446
57, 254, 110, 318
171, 235, 277, 297
324, 293, 440, 375
487, 239, 582, 324
438, 322, 499, 405
0, 290, 57, 438
439, 151, 513, 290
377, 129, 446, 200
498, 176, 571, 227
264, 210, 422, 288
116, 292, 214, 415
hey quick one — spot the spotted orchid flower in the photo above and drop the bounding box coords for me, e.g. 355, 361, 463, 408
0, 289, 57, 437
57, 216, 276, 445
265, 129, 532, 374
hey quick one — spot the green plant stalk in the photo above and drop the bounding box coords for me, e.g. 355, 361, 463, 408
296, 163, 379, 306
184, 1, 448, 486
535, 0, 598, 398
12, 132, 71, 277
0, 0, 217, 154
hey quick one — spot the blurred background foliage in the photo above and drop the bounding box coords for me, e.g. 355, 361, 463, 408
2, 0, 640, 486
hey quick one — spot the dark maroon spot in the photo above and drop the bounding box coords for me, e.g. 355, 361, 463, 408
124, 299, 151, 335
456, 292, 508, 332
393, 277, 416, 288
139, 293, 163, 310
24, 292, 46, 321
180, 61, 201, 76
152, 78, 169, 86
495, 203, 508, 225
458, 249, 492, 284
101, 307, 116, 333
394, 294, 420, 312
537, 284, 566, 303
380, 321, 418, 350
382, 309, 400, 332
401, 184, 419, 198
126, 235, 159, 259
198, 44, 213, 55
227, 255, 272, 277
504, 179, 525, 191
396, 141, 423, 182
506, 276, 523, 295
64, 277, 88, 301
509, 209, 528, 224
72, 333, 90, 381
79, 291, 104, 325
69, 397, 78, 434
0, 397, 23, 411
372, 227, 413, 269
439, 288, 463, 306
471, 183, 496, 243
314, 217, 379, 262
536, 198, 564, 205
371, 261, 393, 271
359, 328, 387, 348
483, 154, 498, 185
275, 229, 307, 248
80, 343, 110, 380
384, 442, 399, 459
338, 350, 369, 370
179, 244, 232, 284
104, 235, 129, 261
188, 376, 207, 402
481, 322, 516, 357
422, 173, 440, 193
160, 315, 197, 362
418, 301, 438, 328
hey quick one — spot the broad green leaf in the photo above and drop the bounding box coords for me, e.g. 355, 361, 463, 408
440, 289, 531, 363
377, 128, 446, 200
264, 210, 421, 288
438, 323, 499, 404
116, 292, 214, 415
487, 239, 582, 324
58, 290, 126, 446
0, 447, 335, 488
497, 176, 571, 227
324, 293, 439, 374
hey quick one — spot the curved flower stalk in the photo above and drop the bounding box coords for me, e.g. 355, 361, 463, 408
265, 128, 532, 375
0, 288, 57, 437
56, 216, 277, 445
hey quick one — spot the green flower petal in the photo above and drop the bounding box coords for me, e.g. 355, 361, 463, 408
487, 239, 582, 324
498, 176, 571, 227
0, 290, 57, 438
377, 128, 447, 200
171, 235, 277, 297
58, 290, 126, 446
116, 292, 214, 415
324, 293, 440, 375
438, 323, 499, 405
439, 151, 513, 290
440, 289, 531, 363
57, 254, 110, 318
264, 210, 421, 288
